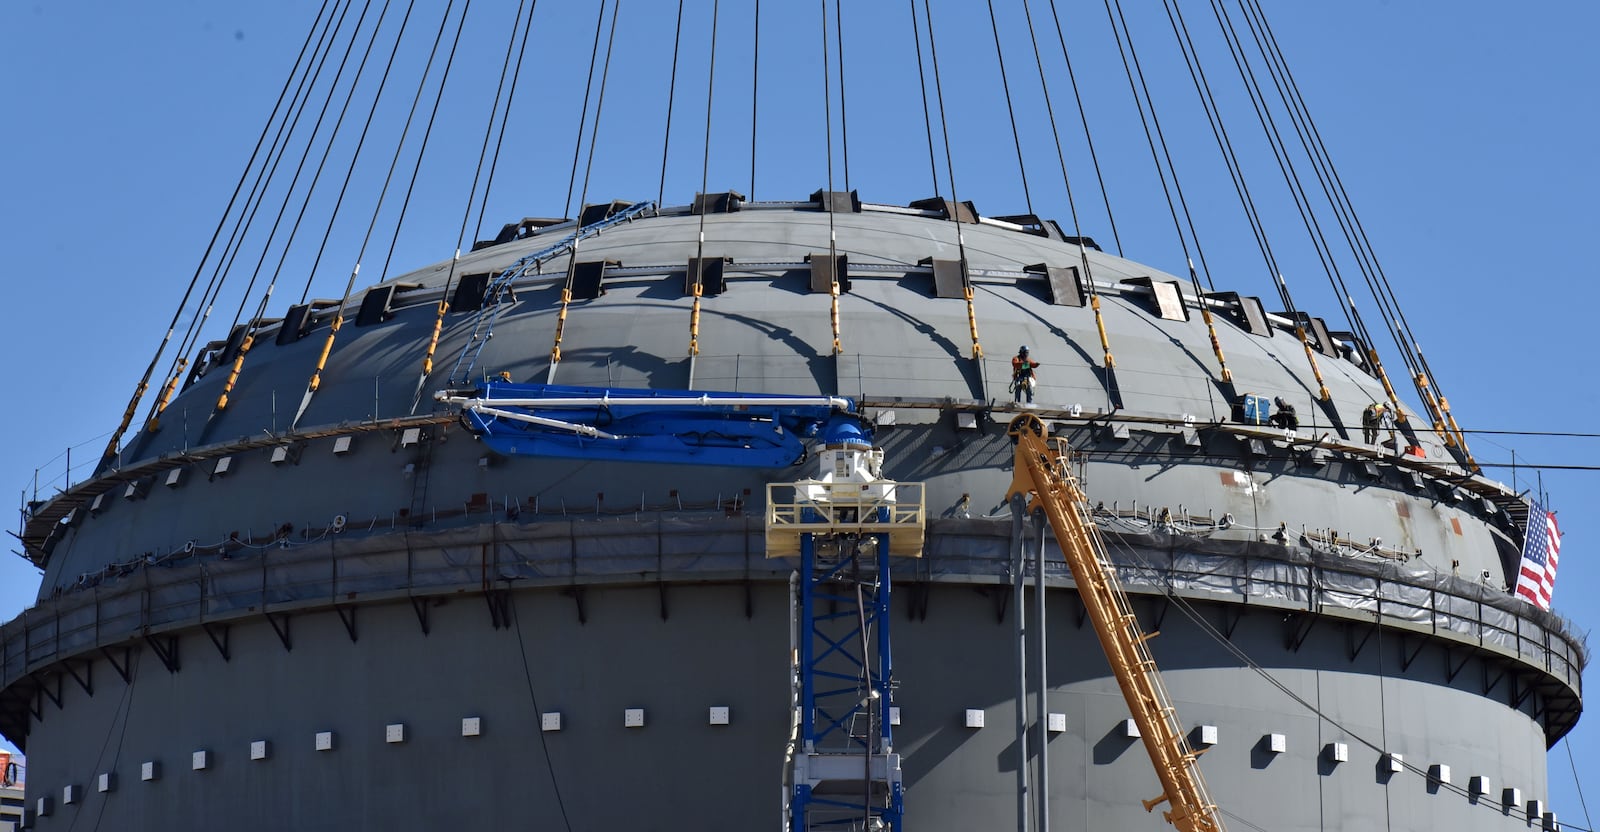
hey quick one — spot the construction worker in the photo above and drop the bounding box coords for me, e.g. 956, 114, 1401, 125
1270, 396, 1299, 430
1361, 402, 1385, 445
1011, 346, 1040, 404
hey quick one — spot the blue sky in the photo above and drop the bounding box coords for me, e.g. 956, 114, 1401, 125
2, 0, 1596, 820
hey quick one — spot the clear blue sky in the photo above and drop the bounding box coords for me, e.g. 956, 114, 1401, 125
1, 0, 1595, 819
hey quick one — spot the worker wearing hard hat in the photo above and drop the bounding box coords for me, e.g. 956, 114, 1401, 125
1361, 402, 1386, 445
1011, 346, 1040, 405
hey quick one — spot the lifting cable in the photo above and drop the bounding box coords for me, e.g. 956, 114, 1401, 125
295, 0, 418, 311
1236, 0, 1476, 467
1205, 0, 1418, 428
1046, 0, 1124, 257
906, 0, 941, 201
551, 0, 622, 377
293, 0, 465, 428
984, 0, 1033, 216
375, 0, 471, 285
1020, 0, 1114, 371
103, 0, 335, 462
1216, 0, 1422, 444
550, 0, 611, 372
920, 0, 982, 362
1104, 0, 1231, 385
210, 0, 384, 420
147, 2, 345, 437
657, 0, 685, 207
819, 0, 842, 356
413, 0, 540, 409
749, 0, 760, 199
1107, 0, 1331, 402
562, 2, 609, 222
689, 0, 722, 359
833, 0, 852, 195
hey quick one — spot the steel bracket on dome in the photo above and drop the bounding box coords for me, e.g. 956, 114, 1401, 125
810, 188, 860, 213
450, 273, 495, 313
685, 256, 731, 296
336, 605, 359, 643
146, 634, 181, 674
1285, 613, 1318, 652
692, 190, 744, 214
1025, 263, 1085, 307
908, 196, 977, 222
66, 658, 94, 700
410, 596, 432, 635
265, 610, 293, 652
99, 645, 134, 683
570, 259, 618, 301
1346, 617, 1379, 661
918, 257, 970, 300
29, 673, 61, 711
202, 621, 231, 662
1206, 292, 1273, 337
805, 252, 850, 294
561, 585, 588, 625
484, 589, 513, 630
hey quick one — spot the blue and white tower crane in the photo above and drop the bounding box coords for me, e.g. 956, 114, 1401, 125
767, 416, 925, 832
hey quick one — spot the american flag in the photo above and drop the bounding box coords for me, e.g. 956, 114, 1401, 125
1514, 502, 1561, 611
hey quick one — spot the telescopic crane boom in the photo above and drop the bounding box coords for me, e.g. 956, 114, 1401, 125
1006, 414, 1226, 832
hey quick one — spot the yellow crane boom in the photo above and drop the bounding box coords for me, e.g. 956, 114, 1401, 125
1005, 414, 1226, 832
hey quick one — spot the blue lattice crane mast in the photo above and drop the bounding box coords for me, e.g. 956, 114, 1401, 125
767, 418, 925, 832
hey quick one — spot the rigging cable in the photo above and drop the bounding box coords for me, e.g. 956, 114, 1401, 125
688, 0, 722, 359
143, 3, 345, 441
1045, 0, 1124, 257
412, 0, 539, 411
833, 0, 851, 194
657, 0, 686, 207
1567, 737, 1595, 830
1104, 0, 1233, 384
146, 1, 344, 438
551, 0, 622, 376
750, 0, 759, 199
920, 0, 982, 362
1235, 0, 1476, 468
297, 0, 419, 308
1202, 0, 1406, 409
377, 0, 472, 283
984, 0, 1033, 215
294, 0, 466, 426
510, 594, 577, 832
1208, 0, 1442, 454
819, 0, 842, 357
472, 0, 542, 243
210, 0, 385, 419
1019, 0, 1113, 371
1113, 0, 1334, 402
103, 0, 335, 463
562, 2, 609, 221
906, 0, 941, 200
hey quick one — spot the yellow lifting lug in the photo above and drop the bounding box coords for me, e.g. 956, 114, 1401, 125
1142, 793, 1172, 813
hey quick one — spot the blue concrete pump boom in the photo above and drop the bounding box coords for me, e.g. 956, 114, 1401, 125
437, 382, 856, 468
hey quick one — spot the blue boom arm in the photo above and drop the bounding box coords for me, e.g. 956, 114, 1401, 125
440, 382, 857, 468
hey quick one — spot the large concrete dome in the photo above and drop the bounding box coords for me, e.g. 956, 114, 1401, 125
2, 198, 1582, 830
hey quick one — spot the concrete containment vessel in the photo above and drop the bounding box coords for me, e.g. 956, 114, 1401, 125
1, 197, 1581, 830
